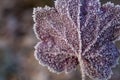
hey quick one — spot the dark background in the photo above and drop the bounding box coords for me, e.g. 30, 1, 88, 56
0, 0, 120, 80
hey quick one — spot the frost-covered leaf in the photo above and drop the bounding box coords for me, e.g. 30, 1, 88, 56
35, 42, 79, 73
83, 42, 119, 80
33, 7, 78, 55
33, 0, 120, 80
33, 6, 80, 72
55, 0, 81, 26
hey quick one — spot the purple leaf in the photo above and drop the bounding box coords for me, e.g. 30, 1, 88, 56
33, 0, 120, 80
35, 42, 79, 73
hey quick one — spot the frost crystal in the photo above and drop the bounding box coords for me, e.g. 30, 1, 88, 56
33, 0, 120, 80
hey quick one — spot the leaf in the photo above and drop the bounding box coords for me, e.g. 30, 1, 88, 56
55, 0, 81, 26
33, 6, 79, 72
83, 42, 120, 80
35, 42, 79, 73
33, 0, 120, 80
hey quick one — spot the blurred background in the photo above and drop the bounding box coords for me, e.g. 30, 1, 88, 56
0, 0, 120, 80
